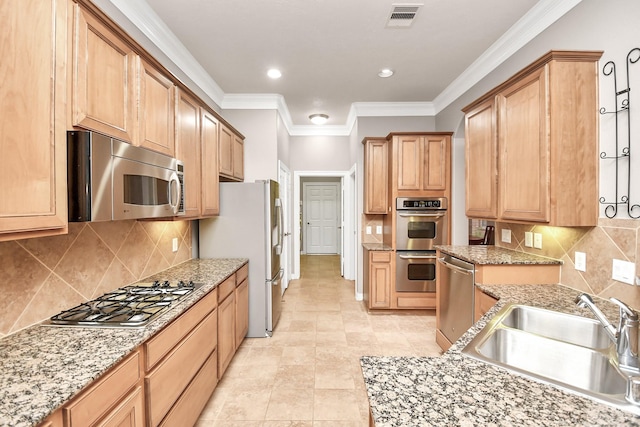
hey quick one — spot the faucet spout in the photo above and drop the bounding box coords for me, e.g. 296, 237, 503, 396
575, 293, 617, 342
575, 293, 640, 372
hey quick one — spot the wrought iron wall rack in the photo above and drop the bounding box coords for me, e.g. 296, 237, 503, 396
599, 47, 640, 219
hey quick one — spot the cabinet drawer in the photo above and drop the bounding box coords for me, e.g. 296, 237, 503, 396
65, 351, 141, 427
371, 251, 391, 263
145, 288, 218, 370
236, 263, 248, 285
218, 275, 236, 302
159, 349, 218, 427
146, 309, 218, 426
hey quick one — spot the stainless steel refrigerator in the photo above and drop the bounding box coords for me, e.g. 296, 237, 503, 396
198, 180, 283, 337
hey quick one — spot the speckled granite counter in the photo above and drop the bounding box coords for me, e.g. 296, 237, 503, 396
0, 258, 247, 427
436, 245, 563, 265
362, 284, 640, 426
363, 243, 393, 251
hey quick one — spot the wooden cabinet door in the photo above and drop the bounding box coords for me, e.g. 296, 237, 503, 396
497, 67, 550, 222
235, 278, 249, 349
201, 109, 220, 216
98, 386, 144, 427
138, 58, 175, 156
363, 139, 388, 214
0, 0, 68, 239
217, 292, 236, 378
72, 4, 136, 142
422, 135, 448, 191
175, 90, 201, 218
396, 135, 422, 190
465, 99, 498, 218
233, 135, 244, 181
219, 123, 234, 177
369, 252, 391, 309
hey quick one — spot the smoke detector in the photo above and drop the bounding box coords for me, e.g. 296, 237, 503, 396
386, 4, 423, 28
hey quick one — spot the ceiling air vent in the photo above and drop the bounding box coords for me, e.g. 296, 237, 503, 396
386, 4, 422, 28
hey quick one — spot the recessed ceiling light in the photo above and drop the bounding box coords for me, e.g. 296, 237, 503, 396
378, 68, 394, 78
309, 114, 329, 125
267, 68, 282, 79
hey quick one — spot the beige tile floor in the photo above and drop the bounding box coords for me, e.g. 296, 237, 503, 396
196, 255, 442, 426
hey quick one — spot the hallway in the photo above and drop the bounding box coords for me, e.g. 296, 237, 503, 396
196, 255, 441, 426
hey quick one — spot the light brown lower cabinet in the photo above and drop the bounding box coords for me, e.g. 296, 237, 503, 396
474, 287, 498, 322
145, 309, 218, 426
363, 249, 392, 309
235, 264, 249, 349
159, 349, 218, 427
217, 290, 236, 379
63, 350, 143, 427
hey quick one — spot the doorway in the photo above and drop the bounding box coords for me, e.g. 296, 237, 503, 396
292, 170, 356, 281
302, 181, 340, 255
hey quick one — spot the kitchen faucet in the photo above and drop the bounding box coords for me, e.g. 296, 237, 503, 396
575, 293, 639, 371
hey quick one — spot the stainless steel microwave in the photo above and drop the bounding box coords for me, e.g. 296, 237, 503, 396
67, 130, 184, 222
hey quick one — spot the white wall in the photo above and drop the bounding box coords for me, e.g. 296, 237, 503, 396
221, 110, 279, 181
288, 135, 352, 171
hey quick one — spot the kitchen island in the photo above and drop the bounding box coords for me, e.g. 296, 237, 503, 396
0, 258, 247, 427
362, 283, 640, 426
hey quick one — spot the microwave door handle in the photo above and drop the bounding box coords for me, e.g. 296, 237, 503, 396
168, 172, 181, 214
398, 254, 437, 260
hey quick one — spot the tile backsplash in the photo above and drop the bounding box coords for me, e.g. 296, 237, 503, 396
496, 218, 640, 309
0, 220, 192, 338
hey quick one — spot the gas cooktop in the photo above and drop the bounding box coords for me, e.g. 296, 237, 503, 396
49, 280, 203, 327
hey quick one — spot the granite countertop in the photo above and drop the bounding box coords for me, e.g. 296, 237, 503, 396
0, 258, 247, 427
362, 284, 640, 426
363, 243, 393, 251
436, 245, 563, 265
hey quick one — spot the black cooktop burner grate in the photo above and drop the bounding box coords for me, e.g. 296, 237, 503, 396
49, 280, 202, 327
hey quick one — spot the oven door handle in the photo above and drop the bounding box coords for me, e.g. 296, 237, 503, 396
437, 257, 474, 275
398, 254, 437, 260
398, 212, 445, 217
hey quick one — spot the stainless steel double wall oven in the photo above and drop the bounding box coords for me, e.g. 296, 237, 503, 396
395, 197, 448, 293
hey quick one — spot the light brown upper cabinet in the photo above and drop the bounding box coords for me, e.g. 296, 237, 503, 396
176, 90, 201, 218
219, 122, 245, 182
465, 98, 498, 219
233, 134, 245, 181
363, 138, 389, 214
201, 109, 220, 216
72, 4, 137, 143
391, 134, 451, 193
0, 0, 68, 241
463, 51, 602, 226
138, 58, 175, 156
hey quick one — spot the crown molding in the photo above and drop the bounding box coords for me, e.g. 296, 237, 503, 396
103, 0, 581, 136
433, 0, 583, 113
100, 0, 225, 104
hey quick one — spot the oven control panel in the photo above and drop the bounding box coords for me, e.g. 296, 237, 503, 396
397, 197, 448, 210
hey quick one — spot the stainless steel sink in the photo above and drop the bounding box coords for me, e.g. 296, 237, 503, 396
499, 304, 612, 349
462, 303, 640, 415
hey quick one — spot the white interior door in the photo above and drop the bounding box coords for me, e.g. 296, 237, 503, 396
304, 183, 339, 254
278, 161, 291, 292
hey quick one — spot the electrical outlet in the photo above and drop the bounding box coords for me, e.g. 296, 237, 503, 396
524, 232, 533, 247
575, 252, 586, 272
172, 237, 178, 252
533, 233, 543, 249
376, 225, 382, 234
366, 226, 372, 235
612, 259, 635, 285
501, 229, 511, 244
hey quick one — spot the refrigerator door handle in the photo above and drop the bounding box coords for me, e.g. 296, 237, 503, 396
275, 198, 283, 255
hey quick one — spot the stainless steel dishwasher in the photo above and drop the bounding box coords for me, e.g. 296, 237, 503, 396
438, 254, 475, 344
